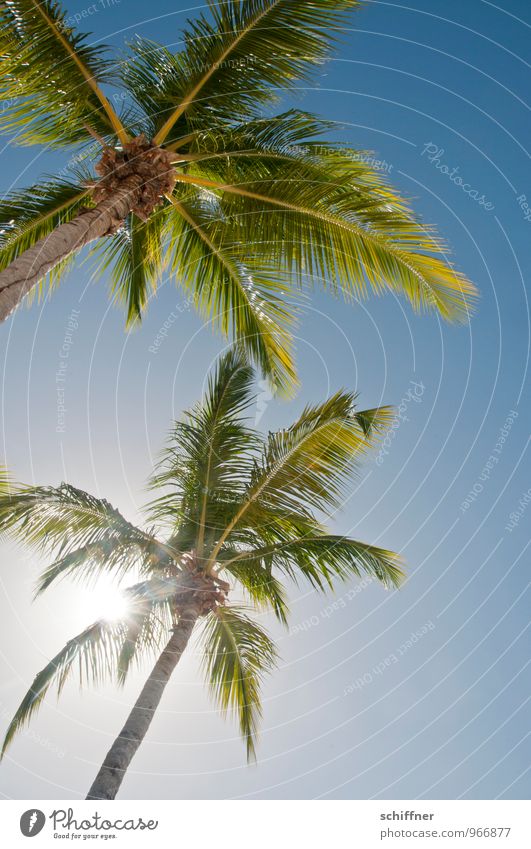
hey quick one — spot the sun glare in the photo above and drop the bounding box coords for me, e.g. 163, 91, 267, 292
83, 576, 130, 623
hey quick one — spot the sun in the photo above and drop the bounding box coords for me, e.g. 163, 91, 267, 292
82, 575, 130, 623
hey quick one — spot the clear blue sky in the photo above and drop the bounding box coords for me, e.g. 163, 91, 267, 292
0, 0, 529, 800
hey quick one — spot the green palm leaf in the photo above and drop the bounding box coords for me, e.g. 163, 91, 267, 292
147, 349, 260, 548
172, 168, 476, 322
122, 1, 363, 146
165, 194, 299, 393
208, 395, 393, 565
221, 557, 289, 624
0, 483, 156, 558
201, 605, 277, 760
178, 109, 334, 157
33, 535, 164, 596
1, 619, 122, 757
187, 347, 256, 558
0, 0, 126, 146
223, 536, 404, 591
89, 209, 168, 325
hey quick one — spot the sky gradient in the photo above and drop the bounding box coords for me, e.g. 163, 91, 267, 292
0, 0, 529, 800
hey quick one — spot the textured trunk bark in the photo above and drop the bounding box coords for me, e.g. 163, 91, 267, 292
0, 178, 142, 322
86, 607, 199, 801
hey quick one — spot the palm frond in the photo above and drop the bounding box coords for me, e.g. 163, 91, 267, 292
176, 109, 334, 156
146, 349, 260, 545
0, 0, 127, 146
191, 347, 255, 557
180, 110, 380, 193
0, 483, 155, 560
119, 38, 181, 142
172, 169, 477, 322
1, 619, 122, 757
220, 557, 289, 624
33, 534, 168, 596
223, 536, 404, 591
208, 397, 393, 565
165, 194, 299, 393
89, 209, 168, 325
148, 0, 364, 144
201, 605, 277, 760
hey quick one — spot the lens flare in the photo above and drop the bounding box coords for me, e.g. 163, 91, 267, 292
82, 576, 129, 622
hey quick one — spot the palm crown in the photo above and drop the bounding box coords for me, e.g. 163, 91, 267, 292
0, 348, 403, 796
0, 0, 476, 392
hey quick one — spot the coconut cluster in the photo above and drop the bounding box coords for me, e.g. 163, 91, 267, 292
92, 134, 177, 221
173, 565, 230, 618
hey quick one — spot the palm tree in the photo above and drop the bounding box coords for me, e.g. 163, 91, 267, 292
0, 0, 476, 392
0, 348, 403, 799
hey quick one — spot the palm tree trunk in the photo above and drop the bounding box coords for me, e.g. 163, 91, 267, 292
86, 607, 199, 800
0, 177, 143, 322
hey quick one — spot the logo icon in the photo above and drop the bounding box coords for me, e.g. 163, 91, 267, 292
20, 810, 46, 837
